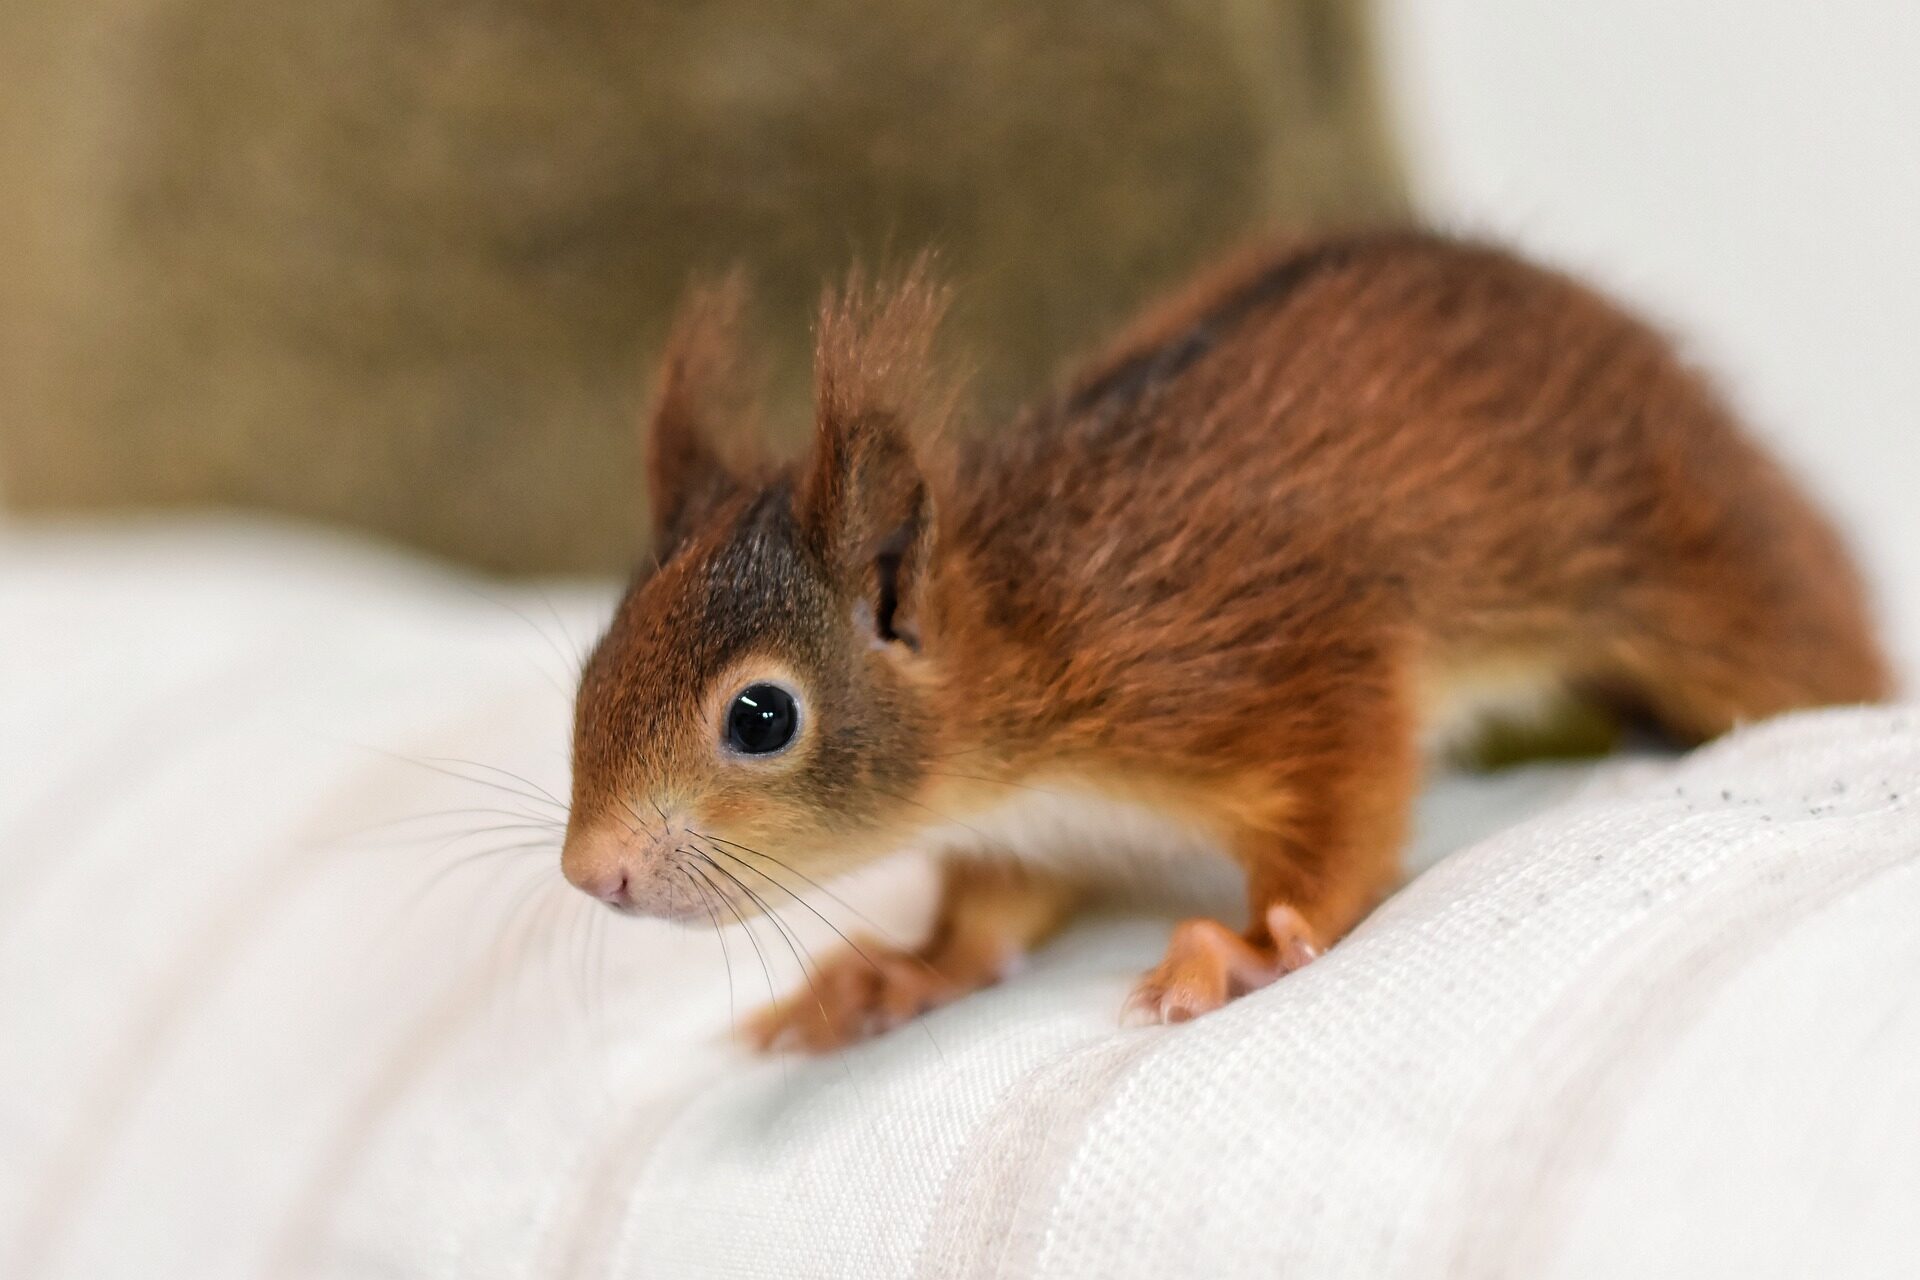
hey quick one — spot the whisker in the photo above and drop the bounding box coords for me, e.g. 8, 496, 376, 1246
686, 865, 797, 1084
590, 901, 610, 1055
357, 746, 568, 812
688, 849, 850, 1077
481, 861, 562, 1021
677, 866, 737, 1038
687, 828, 928, 961
698, 837, 946, 1062
686, 861, 779, 1012
453, 580, 584, 698
405, 821, 569, 844
622, 797, 659, 840
532, 883, 576, 1027
386, 838, 557, 933
528, 586, 591, 675
340, 836, 551, 980
399, 807, 566, 827
872, 785, 994, 845
570, 891, 595, 1031
696, 840, 887, 979
512, 873, 572, 1020
330, 805, 565, 848
414, 821, 562, 861
415, 755, 568, 809
608, 798, 646, 840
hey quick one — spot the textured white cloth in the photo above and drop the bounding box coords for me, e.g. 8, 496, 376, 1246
2, 521, 1917, 1279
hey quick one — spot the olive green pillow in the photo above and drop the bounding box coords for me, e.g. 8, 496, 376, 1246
0, 0, 1403, 573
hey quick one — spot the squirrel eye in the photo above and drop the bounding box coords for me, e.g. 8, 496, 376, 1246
726, 683, 798, 755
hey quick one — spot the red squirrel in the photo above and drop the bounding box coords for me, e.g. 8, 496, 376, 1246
561, 232, 1891, 1051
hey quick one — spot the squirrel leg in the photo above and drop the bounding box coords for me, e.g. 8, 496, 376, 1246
1123, 692, 1418, 1027
747, 856, 1078, 1054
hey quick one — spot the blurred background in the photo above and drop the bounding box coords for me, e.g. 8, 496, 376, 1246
2, 0, 1916, 667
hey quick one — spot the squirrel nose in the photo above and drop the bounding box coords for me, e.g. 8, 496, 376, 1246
582, 867, 630, 906
561, 826, 635, 907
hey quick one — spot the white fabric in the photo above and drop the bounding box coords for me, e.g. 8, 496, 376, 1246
3, 520, 1917, 1279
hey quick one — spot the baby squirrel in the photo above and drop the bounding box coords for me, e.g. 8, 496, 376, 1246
562, 231, 1891, 1051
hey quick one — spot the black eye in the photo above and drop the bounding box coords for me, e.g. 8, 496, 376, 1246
726, 683, 798, 755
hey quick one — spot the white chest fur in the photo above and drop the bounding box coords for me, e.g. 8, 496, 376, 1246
915, 783, 1244, 907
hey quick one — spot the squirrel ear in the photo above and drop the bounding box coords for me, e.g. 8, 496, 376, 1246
645, 272, 762, 558
798, 261, 951, 649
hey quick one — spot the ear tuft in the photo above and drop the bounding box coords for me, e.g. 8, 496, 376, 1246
646, 270, 764, 557
799, 256, 956, 646
812, 255, 957, 448
799, 256, 955, 553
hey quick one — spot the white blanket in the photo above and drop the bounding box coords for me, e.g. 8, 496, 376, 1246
3, 521, 1916, 1279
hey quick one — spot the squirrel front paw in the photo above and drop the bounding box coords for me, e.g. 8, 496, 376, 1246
744, 941, 970, 1054
1122, 903, 1320, 1027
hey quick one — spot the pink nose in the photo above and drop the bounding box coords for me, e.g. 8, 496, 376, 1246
562, 819, 704, 919
578, 866, 630, 906
562, 825, 637, 907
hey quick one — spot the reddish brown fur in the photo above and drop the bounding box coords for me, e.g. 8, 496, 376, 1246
563, 231, 1892, 1044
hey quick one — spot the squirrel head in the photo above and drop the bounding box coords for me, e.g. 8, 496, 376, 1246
562, 266, 961, 918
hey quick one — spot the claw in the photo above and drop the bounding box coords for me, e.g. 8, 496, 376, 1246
1121, 905, 1321, 1027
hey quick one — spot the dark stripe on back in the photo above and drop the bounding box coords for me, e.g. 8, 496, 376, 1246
1063, 236, 1385, 420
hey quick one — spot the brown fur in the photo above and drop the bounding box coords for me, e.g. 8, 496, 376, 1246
563, 231, 1892, 1044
